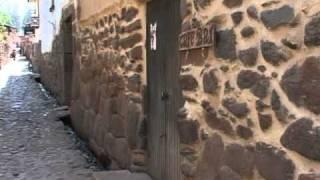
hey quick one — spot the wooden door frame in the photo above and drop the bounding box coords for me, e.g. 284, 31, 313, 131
146, 0, 183, 180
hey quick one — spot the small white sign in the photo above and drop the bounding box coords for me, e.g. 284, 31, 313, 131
150, 23, 157, 51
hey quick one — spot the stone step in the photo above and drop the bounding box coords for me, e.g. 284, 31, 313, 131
92, 170, 152, 180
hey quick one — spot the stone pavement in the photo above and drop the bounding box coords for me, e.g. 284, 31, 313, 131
0, 59, 152, 180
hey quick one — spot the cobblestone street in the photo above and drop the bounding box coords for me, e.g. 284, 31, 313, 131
0, 58, 100, 180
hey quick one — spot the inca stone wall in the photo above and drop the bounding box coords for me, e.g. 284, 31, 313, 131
70, 0, 147, 171
179, 0, 320, 179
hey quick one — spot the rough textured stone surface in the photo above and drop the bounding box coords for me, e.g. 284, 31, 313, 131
196, 134, 224, 180
255, 142, 295, 180
237, 70, 269, 98
281, 118, 320, 161
305, 16, 320, 47
224, 144, 254, 177
222, 98, 249, 118
223, 0, 243, 8
261, 40, 290, 66
180, 74, 199, 91
203, 69, 219, 94
202, 102, 234, 135
250, 78, 270, 98
231, 12, 243, 25
239, 47, 258, 66
122, 7, 139, 22
177, 119, 200, 144
261, 6, 295, 29
271, 90, 288, 123
281, 57, 320, 114
237, 70, 262, 89
236, 125, 253, 139
215, 29, 237, 60
258, 113, 272, 131
216, 166, 242, 180
241, 26, 255, 38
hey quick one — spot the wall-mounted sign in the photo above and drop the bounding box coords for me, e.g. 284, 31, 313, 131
150, 23, 157, 51
179, 24, 215, 51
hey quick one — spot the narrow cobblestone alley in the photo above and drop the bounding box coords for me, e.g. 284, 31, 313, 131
0, 58, 101, 180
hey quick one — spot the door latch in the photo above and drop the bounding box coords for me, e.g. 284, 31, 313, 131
161, 91, 169, 101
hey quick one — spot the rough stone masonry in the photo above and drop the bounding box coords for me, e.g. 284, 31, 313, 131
179, 0, 320, 179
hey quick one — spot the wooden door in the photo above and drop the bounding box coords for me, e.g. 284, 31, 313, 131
63, 18, 73, 105
146, 0, 182, 180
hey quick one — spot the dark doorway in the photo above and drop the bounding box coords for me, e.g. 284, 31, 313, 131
62, 17, 73, 105
146, 0, 182, 180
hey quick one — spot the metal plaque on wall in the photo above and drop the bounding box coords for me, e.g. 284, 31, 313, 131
179, 24, 215, 51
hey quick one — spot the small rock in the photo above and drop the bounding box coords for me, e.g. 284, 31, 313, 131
241, 26, 255, 38
231, 12, 243, 26
239, 47, 258, 66
257, 65, 267, 73
236, 125, 253, 139
247, 6, 259, 20
237, 70, 262, 89
203, 69, 219, 94
223, 98, 249, 118
261, 40, 291, 66
180, 74, 198, 91
282, 37, 300, 50
258, 113, 272, 131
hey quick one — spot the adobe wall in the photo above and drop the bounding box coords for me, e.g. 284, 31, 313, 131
178, 0, 320, 180
70, 0, 147, 171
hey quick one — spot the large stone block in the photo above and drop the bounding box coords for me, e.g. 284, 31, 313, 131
261, 5, 295, 29
255, 142, 295, 180
261, 40, 291, 66
215, 29, 237, 61
180, 74, 199, 91
177, 119, 200, 144
281, 118, 320, 161
305, 16, 320, 47
196, 134, 224, 180
224, 144, 254, 177
281, 57, 320, 114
